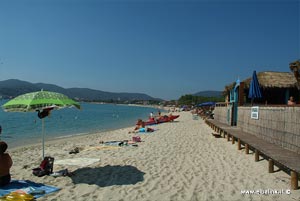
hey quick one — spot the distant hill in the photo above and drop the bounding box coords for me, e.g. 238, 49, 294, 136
193, 90, 223, 97
0, 79, 160, 101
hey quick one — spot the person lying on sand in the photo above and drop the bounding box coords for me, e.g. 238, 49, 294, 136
99, 140, 138, 147
129, 127, 154, 133
128, 119, 154, 133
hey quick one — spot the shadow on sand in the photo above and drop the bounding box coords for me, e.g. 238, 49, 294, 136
71, 165, 145, 187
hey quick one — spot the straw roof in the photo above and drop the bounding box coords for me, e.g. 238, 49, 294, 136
223, 71, 297, 93
289, 60, 300, 83
289, 60, 300, 71
243, 71, 297, 89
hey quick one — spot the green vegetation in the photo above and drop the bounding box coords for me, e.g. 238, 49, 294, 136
178, 94, 224, 106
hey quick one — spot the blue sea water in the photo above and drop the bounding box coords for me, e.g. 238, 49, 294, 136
0, 100, 159, 148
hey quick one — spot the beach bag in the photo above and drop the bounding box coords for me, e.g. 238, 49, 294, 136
32, 156, 54, 177
132, 136, 141, 142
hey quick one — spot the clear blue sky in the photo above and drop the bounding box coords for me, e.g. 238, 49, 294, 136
0, 0, 299, 100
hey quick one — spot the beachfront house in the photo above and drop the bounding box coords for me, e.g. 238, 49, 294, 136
224, 71, 299, 106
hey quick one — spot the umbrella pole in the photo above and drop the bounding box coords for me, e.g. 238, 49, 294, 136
42, 118, 45, 159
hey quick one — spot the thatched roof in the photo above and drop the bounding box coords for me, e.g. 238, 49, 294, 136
289, 60, 300, 71
289, 60, 300, 83
243, 71, 297, 89
224, 71, 297, 93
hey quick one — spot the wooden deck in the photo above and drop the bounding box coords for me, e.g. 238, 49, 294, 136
205, 119, 300, 190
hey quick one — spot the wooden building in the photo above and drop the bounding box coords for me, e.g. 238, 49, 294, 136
224, 71, 299, 105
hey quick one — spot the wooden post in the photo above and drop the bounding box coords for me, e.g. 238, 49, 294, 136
291, 171, 298, 190
269, 159, 274, 173
245, 144, 249, 154
232, 136, 235, 144
255, 150, 259, 162
237, 139, 241, 150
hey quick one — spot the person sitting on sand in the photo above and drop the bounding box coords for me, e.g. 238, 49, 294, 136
134, 119, 145, 130
129, 119, 154, 133
0, 141, 13, 187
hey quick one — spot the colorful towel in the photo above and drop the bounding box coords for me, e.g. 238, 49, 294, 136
0, 180, 60, 198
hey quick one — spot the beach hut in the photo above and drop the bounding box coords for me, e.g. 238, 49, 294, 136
243, 71, 298, 104
224, 71, 299, 105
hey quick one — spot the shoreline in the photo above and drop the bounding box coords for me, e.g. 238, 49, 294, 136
3, 103, 167, 150
9, 125, 133, 153
7, 102, 169, 150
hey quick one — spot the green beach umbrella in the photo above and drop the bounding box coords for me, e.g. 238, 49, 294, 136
2, 90, 80, 112
2, 90, 81, 158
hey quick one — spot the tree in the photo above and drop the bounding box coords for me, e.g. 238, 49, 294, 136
178, 94, 224, 106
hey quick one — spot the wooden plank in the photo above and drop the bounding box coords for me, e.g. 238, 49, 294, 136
205, 119, 300, 173
205, 119, 300, 190
245, 144, 249, 154
255, 149, 259, 162
291, 171, 299, 190
269, 159, 274, 173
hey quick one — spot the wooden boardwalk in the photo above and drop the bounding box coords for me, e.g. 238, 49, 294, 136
205, 119, 300, 190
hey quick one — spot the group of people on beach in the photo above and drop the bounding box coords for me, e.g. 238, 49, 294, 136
128, 110, 163, 134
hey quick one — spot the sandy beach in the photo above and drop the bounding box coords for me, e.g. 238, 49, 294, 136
7, 111, 300, 201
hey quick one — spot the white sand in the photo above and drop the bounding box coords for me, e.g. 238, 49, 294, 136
7, 111, 300, 201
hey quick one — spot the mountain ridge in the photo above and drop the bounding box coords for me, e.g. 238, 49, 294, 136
193, 90, 223, 97
0, 79, 160, 101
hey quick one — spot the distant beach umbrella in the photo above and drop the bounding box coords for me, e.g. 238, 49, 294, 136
248, 70, 262, 104
197, 102, 216, 107
2, 90, 81, 158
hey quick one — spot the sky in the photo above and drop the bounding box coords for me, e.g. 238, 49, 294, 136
0, 0, 299, 100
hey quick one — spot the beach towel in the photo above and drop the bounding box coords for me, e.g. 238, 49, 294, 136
102, 141, 138, 147
0, 180, 60, 199
55, 158, 100, 167
84, 146, 121, 151
137, 128, 156, 134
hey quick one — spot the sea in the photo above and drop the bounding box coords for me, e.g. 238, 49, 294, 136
0, 100, 160, 148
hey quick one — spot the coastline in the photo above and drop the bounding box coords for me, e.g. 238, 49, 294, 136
7, 111, 299, 201
9, 125, 133, 153
8, 103, 169, 151
2, 103, 164, 150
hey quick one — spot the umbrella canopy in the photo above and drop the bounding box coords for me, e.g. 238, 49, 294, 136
2, 90, 81, 158
2, 90, 80, 112
248, 70, 262, 102
197, 102, 216, 107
